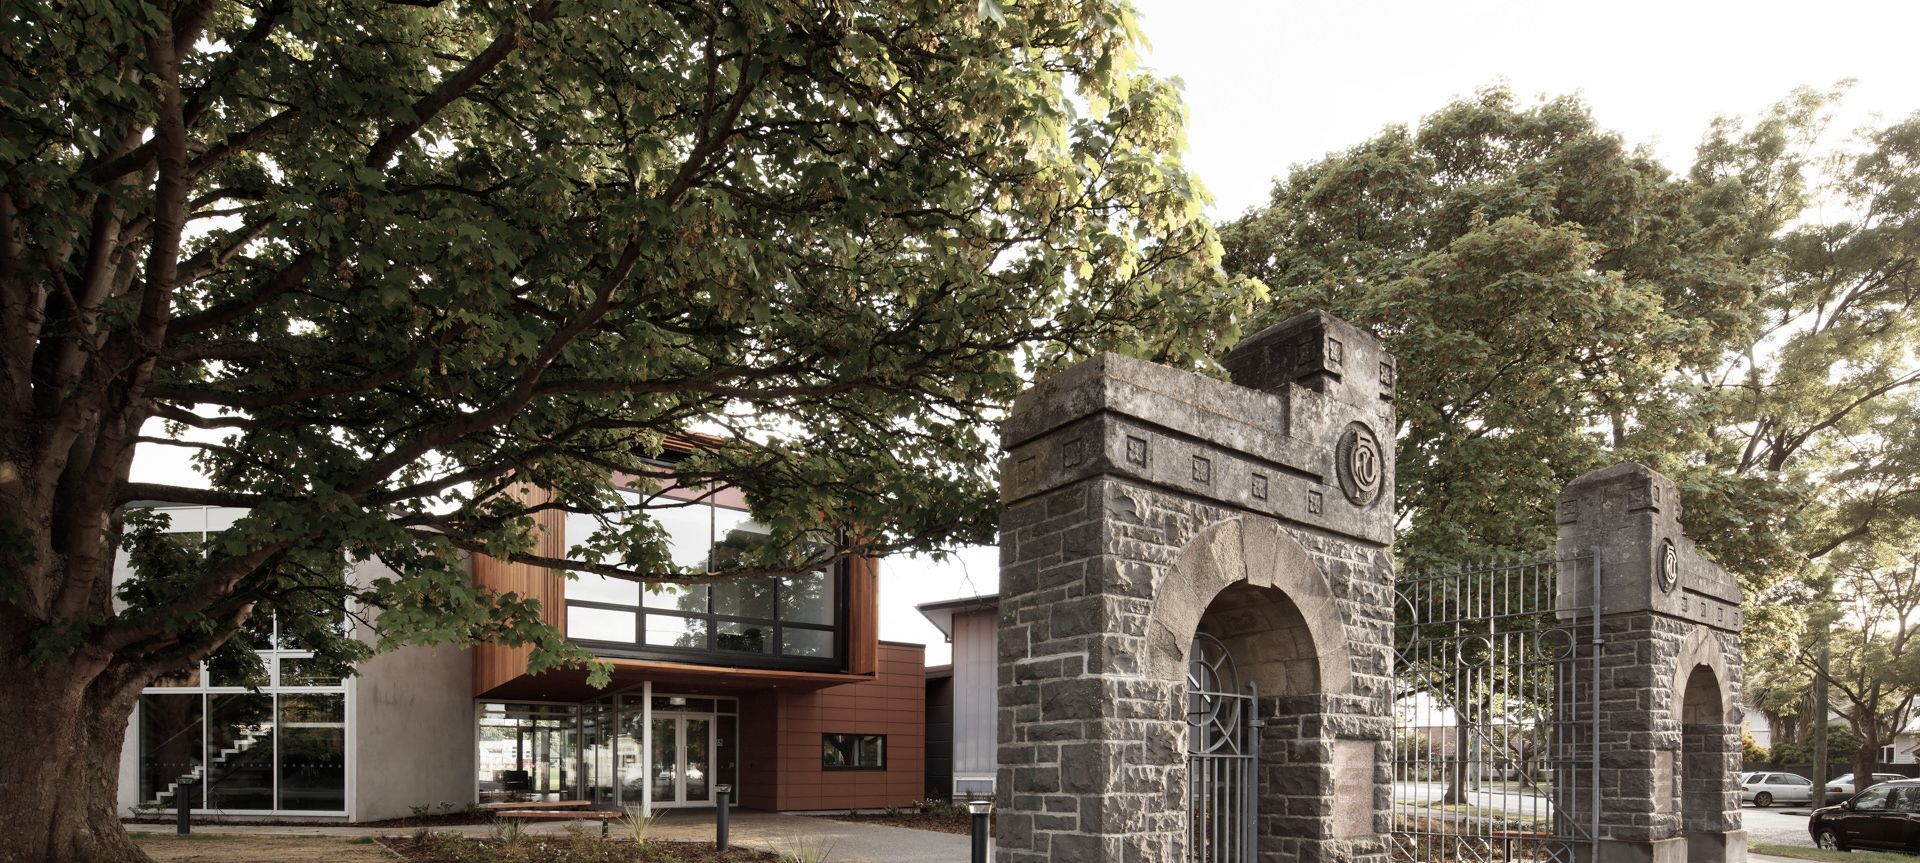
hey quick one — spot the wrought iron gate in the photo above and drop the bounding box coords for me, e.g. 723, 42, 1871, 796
1187, 632, 1259, 863
1391, 553, 1600, 863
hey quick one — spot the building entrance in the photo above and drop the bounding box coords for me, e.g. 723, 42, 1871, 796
478, 691, 736, 811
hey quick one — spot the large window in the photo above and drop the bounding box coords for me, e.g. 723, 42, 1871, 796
136, 682, 347, 813
130, 507, 349, 815
476, 703, 578, 804
822, 733, 886, 771
564, 495, 840, 668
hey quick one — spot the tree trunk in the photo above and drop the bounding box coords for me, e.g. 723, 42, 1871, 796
1443, 720, 1475, 804
0, 659, 152, 863
1856, 728, 1879, 798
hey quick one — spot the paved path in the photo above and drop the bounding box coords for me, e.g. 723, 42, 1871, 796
127, 811, 971, 863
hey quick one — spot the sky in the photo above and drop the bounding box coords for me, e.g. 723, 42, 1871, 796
879, 0, 1920, 663
129, 0, 1920, 666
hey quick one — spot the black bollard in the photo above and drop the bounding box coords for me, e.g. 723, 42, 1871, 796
715, 784, 731, 851
969, 799, 991, 863
175, 779, 194, 835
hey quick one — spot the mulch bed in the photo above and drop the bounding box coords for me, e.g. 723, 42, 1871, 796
820, 810, 978, 835
125, 812, 494, 828
380, 835, 775, 862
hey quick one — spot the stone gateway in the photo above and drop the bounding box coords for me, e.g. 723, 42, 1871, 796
993, 312, 1398, 863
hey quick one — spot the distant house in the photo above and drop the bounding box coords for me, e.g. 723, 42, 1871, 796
918, 594, 999, 800
1744, 707, 1774, 750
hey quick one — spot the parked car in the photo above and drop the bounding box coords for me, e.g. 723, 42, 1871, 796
1826, 773, 1910, 797
1810, 779, 1920, 852
1743, 772, 1815, 807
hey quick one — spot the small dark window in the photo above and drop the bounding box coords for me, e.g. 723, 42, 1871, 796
823, 734, 886, 770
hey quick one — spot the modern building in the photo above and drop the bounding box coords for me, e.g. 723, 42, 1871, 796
115, 493, 926, 822
916, 593, 998, 801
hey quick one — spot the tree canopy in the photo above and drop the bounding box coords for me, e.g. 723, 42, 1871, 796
1221, 86, 1920, 591
0, 1, 1255, 859
1222, 85, 1920, 774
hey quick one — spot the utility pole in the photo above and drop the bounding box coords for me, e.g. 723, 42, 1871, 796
1812, 640, 1831, 808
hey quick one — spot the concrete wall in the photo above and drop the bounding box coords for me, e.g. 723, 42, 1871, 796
350, 555, 476, 822
351, 642, 475, 821
950, 607, 999, 795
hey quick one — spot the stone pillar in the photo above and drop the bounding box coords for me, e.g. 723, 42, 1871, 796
994, 312, 1397, 863
1555, 464, 1746, 863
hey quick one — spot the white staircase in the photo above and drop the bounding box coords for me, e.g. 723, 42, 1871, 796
148, 723, 271, 808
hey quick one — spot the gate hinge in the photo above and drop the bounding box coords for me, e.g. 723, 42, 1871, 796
1249, 719, 1267, 728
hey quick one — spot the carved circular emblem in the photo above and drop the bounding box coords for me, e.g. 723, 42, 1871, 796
1658, 538, 1680, 594
1336, 422, 1384, 507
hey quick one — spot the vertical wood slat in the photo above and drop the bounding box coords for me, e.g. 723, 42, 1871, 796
471, 496, 567, 696
846, 556, 880, 676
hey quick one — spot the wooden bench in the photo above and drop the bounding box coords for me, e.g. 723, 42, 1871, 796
480, 800, 593, 811
494, 808, 627, 838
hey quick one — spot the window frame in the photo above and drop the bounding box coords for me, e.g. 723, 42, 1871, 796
821, 733, 888, 772
562, 494, 847, 671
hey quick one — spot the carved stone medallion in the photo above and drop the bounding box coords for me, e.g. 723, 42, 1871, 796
1658, 538, 1680, 594
1336, 422, 1384, 507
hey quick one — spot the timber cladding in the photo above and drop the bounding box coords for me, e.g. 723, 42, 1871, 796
471, 499, 567, 695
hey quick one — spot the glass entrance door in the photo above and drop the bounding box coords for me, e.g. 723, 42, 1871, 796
648, 715, 715, 807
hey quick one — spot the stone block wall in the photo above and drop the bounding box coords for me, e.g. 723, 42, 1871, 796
995, 312, 1398, 863
1555, 464, 1747, 863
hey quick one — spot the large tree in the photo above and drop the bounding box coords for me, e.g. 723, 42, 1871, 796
1222, 87, 1920, 784
0, 1, 1257, 859
1220, 86, 1920, 591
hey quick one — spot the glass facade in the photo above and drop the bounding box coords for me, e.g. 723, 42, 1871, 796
564, 493, 840, 668
477, 694, 736, 809
476, 703, 578, 803
136, 681, 348, 813
130, 507, 350, 816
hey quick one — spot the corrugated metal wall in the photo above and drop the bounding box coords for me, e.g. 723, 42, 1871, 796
950, 608, 999, 794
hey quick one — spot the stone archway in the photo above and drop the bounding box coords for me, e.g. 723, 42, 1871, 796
993, 313, 1398, 863
1147, 516, 1351, 696
1674, 627, 1741, 863
1155, 517, 1377, 860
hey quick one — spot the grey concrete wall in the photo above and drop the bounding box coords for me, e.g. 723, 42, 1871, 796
349, 556, 476, 822
995, 311, 1397, 863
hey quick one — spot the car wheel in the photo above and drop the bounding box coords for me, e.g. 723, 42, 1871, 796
1754, 791, 1773, 807
1816, 828, 1848, 852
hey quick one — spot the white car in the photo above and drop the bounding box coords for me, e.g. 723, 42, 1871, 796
1824, 772, 1908, 797
1742, 772, 1814, 807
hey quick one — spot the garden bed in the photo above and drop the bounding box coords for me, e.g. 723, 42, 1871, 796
821, 804, 980, 835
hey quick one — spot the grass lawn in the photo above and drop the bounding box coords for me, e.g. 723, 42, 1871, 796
131, 834, 394, 863
1752, 841, 1917, 863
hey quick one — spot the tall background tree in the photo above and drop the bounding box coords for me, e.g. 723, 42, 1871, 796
0, 1, 1258, 860
1221, 85, 1920, 773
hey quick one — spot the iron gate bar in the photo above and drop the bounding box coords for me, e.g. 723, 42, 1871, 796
1187, 632, 1259, 863
1390, 552, 1599, 863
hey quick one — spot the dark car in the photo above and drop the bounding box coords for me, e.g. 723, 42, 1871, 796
1810, 779, 1920, 852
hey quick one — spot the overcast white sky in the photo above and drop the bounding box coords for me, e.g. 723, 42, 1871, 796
132, 0, 1920, 666
883, 0, 1920, 664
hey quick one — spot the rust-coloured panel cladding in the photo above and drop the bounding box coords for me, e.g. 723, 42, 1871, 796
739, 642, 925, 812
